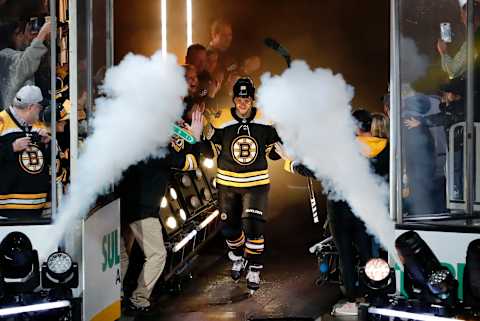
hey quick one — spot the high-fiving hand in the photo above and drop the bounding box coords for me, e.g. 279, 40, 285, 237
190, 110, 203, 142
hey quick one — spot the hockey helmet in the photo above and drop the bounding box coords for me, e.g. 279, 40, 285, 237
233, 77, 255, 99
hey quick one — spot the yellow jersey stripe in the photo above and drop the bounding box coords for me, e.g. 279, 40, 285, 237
0, 193, 48, 200
245, 248, 261, 255
216, 178, 270, 188
0, 203, 47, 210
217, 168, 269, 178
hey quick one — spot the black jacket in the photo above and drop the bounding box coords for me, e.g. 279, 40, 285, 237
119, 141, 197, 225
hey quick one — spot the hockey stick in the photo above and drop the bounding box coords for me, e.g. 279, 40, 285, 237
264, 37, 319, 223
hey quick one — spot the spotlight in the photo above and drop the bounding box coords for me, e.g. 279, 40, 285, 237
211, 178, 217, 189
464, 239, 480, 309
188, 195, 201, 209
203, 158, 214, 169
170, 188, 178, 200
0, 231, 40, 293
359, 258, 395, 304
365, 258, 391, 282
161, 196, 168, 208
181, 174, 192, 187
179, 209, 187, 221
201, 188, 212, 201
195, 169, 203, 179
395, 231, 457, 305
42, 250, 79, 289
166, 216, 178, 229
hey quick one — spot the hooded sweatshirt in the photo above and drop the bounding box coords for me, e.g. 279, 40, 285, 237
356, 136, 389, 179
0, 39, 48, 109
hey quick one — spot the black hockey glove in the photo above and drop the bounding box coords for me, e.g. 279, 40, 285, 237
293, 163, 316, 178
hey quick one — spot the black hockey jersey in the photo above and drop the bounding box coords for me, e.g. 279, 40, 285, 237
0, 109, 50, 215
202, 107, 282, 190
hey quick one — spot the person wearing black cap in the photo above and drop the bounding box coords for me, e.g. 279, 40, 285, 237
404, 77, 466, 202
193, 77, 292, 293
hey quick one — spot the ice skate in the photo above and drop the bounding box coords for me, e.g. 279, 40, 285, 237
228, 251, 247, 281
246, 265, 261, 294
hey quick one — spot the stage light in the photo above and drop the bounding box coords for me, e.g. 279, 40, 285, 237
198, 210, 219, 229
173, 210, 220, 252
161, 196, 168, 208
179, 209, 187, 221
188, 195, 201, 209
0, 231, 40, 293
186, 0, 192, 47
211, 178, 217, 189
170, 188, 178, 200
0, 300, 71, 317
201, 188, 212, 201
366, 306, 465, 321
195, 169, 203, 179
464, 239, 480, 308
359, 257, 395, 305
365, 258, 390, 282
161, 0, 167, 57
203, 158, 214, 169
181, 174, 192, 187
42, 250, 79, 289
166, 216, 178, 229
395, 231, 457, 305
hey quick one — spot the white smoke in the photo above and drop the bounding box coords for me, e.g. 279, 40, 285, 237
400, 35, 429, 84
48, 52, 187, 247
257, 60, 396, 256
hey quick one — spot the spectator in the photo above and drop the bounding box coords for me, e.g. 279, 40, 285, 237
437, 0, 480, 79
119, 122, 199, 315
368, 112, 390, 178
0, 85, 51, 219
207, 19, 261, 100
401, 94, 439, 214
186, 43, 210, 99
0, 20, 51, 109
208, 19, 235, 72
206, 48, 219, 75
181, 64, 205, 124
404, 77, 466, 201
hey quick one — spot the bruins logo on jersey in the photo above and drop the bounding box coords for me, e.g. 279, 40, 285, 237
19, 144, 44, 174
231, 135, 258, 165
171, 136, 185, 152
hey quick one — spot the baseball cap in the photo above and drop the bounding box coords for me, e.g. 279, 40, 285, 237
439, 77, 466, 96
13, 85, 43, 107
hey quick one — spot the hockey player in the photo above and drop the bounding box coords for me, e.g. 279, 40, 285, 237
0, 85, 51, 219
193, 77, 305, 293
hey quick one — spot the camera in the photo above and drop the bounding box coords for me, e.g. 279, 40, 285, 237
27, 132, 42, 145
30, 16, 46, 32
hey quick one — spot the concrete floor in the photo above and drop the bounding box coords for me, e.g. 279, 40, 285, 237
122, 186, 349, 321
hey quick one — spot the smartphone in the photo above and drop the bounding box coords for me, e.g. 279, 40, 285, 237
440, 22, 452, 43
30, 17, 46, 32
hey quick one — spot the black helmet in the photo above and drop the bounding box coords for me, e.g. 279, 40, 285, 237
233, 77, 255, 99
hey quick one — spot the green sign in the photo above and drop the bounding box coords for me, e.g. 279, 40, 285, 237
102, 229, 120, 272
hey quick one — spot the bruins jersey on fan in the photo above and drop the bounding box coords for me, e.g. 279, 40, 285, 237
202, 107, 282, 190
0, 109, 50, 214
